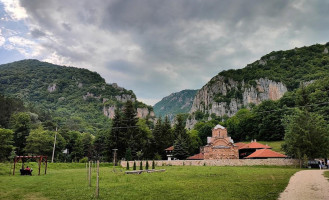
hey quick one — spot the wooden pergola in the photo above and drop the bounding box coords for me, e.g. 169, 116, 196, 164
13, 156, 48, 175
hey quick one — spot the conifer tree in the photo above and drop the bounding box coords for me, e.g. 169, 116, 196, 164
122, 101, 139, 159
146, 160, 149, 170
139, 161, 143, 170
110, 108, 124, 158
173, 135, 189, 160
163, 116, 173, 146
126, 161, 130, 170
173, 114, 188, 140
133, 161, 136, 170
152, 160, 155, 169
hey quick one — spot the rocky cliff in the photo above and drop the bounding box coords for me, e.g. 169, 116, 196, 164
189, 76, 287, 118
187, 43, 329, 129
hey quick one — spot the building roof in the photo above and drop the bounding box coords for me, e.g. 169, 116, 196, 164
213, 124, 225, 130
187, 153, 204, 160
165, 146, 174, 151
246, 149, 287, 159
234, 142, 246, 149
239, 142, 271, 150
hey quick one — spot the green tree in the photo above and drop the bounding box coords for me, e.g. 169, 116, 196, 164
72, 134, 84, 162
173, 135, 189, 160
225, 108, 257, 141
0, 128, 14, 161
282, 109, 329, 160
0, 95, 25, 128
10, 112, 31, 155
125, 148, 132, 161
133, 161, 136, 170
93, 129, 111, 161
173, 114, 188, 139
162, 116, 173, 146
81, 132, 94, 159
122, 101, 139, 158
194, 121, 213, 145
187, 129, 202, 155
252, 100, 285, 140
25, 127, 66, 158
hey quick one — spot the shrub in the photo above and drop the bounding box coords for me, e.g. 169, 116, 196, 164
133, 161, 136, 170
146, 160, 149, 170
79, 157, 88, 163
152, 160, 155, 169
139, 161, 143, 170
126, 161, 130, 170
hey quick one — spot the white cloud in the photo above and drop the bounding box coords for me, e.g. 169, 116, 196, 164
0, 0, 27, 20
0, 29, 5, 46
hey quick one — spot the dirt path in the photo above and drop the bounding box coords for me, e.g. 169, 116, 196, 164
278, 169, 329, 200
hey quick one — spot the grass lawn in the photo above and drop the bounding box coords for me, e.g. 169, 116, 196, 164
324, 171, 329, 181
0, 163, 299, 200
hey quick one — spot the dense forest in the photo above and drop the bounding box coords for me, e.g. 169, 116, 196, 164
219, 43, 329, 90
0, 59, 152, 134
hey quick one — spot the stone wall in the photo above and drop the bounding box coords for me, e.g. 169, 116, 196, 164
121, 159, 299, 167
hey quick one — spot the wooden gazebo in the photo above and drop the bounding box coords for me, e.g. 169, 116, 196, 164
13, 156, 48, 175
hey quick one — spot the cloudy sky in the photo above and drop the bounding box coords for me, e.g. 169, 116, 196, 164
1, 0, 329, 105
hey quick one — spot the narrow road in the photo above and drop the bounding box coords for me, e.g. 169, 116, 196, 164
278, 170, 329, 200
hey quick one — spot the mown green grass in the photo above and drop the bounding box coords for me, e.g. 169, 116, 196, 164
324, 171, 329, 181
0, 163, 299, 200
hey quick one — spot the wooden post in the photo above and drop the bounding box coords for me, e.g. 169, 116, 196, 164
45, 159, 48, 175
86, 162, 88, 180
38, 158, 41, 175
13, 157, 16, 175
95, 160, 99, 198
88, 161, 91, 187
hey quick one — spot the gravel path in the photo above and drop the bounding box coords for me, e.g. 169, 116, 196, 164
278, 169, 329, 200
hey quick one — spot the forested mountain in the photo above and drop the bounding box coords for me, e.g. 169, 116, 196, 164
0, 59, 153, 134
153, 89, 198, 118
187, 43, 329, 128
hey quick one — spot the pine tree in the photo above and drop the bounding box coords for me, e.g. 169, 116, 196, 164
122, 101, 139, 159
174, 114, 188, 140
125, 148, 132, 161
146, 160, 149, 170
110, 108, 124, 158
173, 135, 189, 160
139, 161, 143, 170
152, 160, 155, 169
133, 161, 136, 170
126, 161, 130, 170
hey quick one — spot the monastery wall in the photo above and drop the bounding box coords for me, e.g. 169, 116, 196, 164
121, 159, 299, 167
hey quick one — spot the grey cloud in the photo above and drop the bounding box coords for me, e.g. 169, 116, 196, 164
16, 0, 329, 105
30, 29, 46, 38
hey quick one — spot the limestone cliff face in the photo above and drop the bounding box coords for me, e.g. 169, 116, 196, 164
103, 106, 154, 120
187, 75, 287, 128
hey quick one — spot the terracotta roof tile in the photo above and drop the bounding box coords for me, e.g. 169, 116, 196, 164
239, 142, 271, 150
165, 146, 174, 151
246, 149, 287, 158
234, 142, 246, 148
187, 153, 204, 160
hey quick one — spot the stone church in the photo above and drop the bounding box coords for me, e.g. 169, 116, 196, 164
186, 125, 239, 160
201, 124, 239, 159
